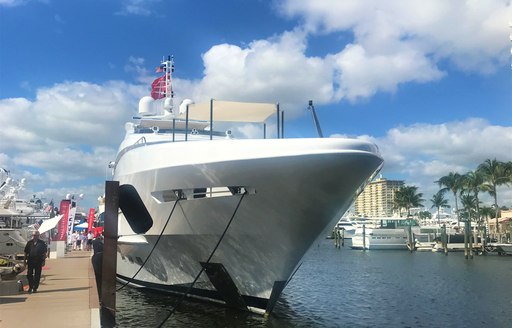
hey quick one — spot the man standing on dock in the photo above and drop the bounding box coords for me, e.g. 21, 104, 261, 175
23, 230, 47, 293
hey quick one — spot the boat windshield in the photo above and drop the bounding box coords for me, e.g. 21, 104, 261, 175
378, 218, 419, 229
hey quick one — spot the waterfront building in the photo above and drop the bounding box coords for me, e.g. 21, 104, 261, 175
355, 177, 404, 217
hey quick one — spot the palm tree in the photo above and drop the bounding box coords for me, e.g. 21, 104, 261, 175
459, 194, 478, 223
394, 185, 424, 218
436, 172, 463, 226
478, 159, 509, 233
480, 206, 495, 231
462, 170, 485, 225
430, 190, 450, 225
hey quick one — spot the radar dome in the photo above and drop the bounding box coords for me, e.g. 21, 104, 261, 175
138, 96, 155, 116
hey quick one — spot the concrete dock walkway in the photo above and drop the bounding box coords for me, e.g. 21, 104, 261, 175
0, 251, 100, 328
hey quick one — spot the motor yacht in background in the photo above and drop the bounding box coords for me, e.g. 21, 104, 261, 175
111, 56, 384, 314
351, 217, 419, 250
334, 217, 378, 239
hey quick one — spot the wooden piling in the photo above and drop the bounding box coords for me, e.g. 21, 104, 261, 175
362, 224, 366, 250
101, 180, 119, 325
406, 225, 414, 252
469, 224, 473, 259
482, 226, 487, 254
463, 221, 468, 259
441, 224, 448, 255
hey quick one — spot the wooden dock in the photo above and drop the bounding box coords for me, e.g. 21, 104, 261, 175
0, 250, 100, 328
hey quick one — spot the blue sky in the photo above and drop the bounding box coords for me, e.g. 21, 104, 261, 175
0, 0, 511, 211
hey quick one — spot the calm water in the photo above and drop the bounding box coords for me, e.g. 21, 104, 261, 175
115, 238, 512, 327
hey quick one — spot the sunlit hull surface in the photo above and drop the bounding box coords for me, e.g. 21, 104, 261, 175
114, 137, 383, 313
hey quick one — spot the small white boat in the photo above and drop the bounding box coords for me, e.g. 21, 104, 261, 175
495, 244, 512, 255
0, 228, 27, 256
334, 217, 378, 239
351, 217, 419, 250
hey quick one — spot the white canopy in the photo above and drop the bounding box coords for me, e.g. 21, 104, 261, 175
37, 214, 64, 234
184, 100, 277, 123
74, 222, 89, 229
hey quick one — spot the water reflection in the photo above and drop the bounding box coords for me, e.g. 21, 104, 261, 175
116, 238, 512, 328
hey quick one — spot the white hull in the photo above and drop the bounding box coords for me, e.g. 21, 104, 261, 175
496, 244, 512, 255
0, 229, 27, 256
351, 228, 413, 250
114, 137, 382, 313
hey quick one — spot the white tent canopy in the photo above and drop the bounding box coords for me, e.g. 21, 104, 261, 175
37, 215, 64, 234
74, 222, 89, 229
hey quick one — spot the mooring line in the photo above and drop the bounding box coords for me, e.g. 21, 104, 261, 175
116, 198, 181, 292
156, 191, 247, 328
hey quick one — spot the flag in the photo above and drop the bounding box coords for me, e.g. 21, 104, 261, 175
45, 199, 54, 213
155, 64, 165, 73
87, 208, 95, 233
151, 76, 166, 100
34, 219, 43, 230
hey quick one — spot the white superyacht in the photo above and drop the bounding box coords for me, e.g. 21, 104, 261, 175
111, 56, 384, 314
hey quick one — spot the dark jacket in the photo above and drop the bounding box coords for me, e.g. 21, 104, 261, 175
24, 239, 47, 264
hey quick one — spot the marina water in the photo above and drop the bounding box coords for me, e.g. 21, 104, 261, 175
116, 238, 512, 327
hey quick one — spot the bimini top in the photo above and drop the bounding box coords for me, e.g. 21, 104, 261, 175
183, 100, 277, 123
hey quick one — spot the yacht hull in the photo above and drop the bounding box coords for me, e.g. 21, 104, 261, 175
113, 138, 382, 313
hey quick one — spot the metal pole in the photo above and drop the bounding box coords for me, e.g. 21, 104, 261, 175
307, 100, 324, 138
185, 105, 189, 141
281, 111, 284, 139
210, 99, 213, 140
101, 181, 119, 325
172, 119, 175, 142
263, 123, 266, 139
276, 104, 280, 138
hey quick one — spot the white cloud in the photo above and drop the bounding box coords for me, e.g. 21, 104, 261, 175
116, 0, 161, 16
274, 0, 511, 103
329, 44, 444, 100
0, 79, 148, 208
174, 30, 334, 117
0, 0, 25, 7
362, 119, 512, 207
332, 119, 512, 208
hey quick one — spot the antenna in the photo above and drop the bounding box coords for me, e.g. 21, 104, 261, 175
163, 55, 174, 112
307, 100, 324, 138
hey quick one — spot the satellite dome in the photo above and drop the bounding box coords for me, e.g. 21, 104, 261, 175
138, 96, 155, 116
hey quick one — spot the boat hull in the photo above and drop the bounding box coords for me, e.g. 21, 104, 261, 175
113, 138, 383, 313
351, 228, 411, 250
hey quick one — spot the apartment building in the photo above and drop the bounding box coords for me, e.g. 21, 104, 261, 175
355, 177, 404, 217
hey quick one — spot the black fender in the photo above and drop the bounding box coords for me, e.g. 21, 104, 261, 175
119, 184, 153, 234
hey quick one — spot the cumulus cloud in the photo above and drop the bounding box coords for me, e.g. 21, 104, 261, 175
342, 119, 512, 206
174, 30, 334, 116
276, 0, 510, 101
2, 1, 510, 210
0, 79, 149, 206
